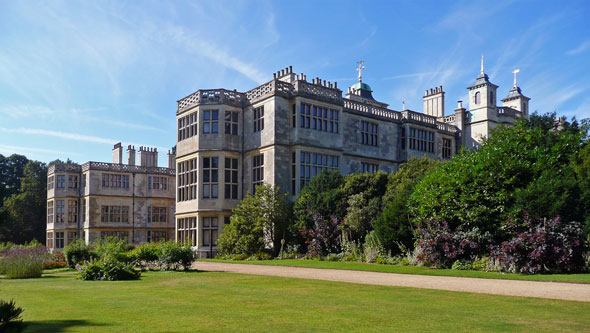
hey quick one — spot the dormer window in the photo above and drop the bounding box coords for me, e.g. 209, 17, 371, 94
474, 91, 481, 105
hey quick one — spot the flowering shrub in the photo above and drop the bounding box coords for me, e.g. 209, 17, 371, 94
490, 216, 587, 274
44, 251, 67, 269
0, 246, 50, 279
301, 211, 342, 257
415, 219, 489, 268
78, 258, 140, 281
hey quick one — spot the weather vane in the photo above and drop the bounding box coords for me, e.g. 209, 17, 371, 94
512, 68, 520, 87
356, 61, 365, 82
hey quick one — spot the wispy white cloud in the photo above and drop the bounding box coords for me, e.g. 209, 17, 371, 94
566, 40, 590, 55
165, 26, 267, 84
0, 127, 168, 152
0, 144, 80, 156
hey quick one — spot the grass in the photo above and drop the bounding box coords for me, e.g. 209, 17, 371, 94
1, 270, 589, 332
206, 259, 590, 284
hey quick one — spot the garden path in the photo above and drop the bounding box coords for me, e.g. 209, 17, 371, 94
192, 261, 590, 302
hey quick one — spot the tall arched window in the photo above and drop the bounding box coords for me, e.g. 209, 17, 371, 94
489, 91, 494, 104
474, 91, 481, 104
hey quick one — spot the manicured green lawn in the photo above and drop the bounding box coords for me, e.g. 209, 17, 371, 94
206, 259, 590, 284
1, 271, 589, 332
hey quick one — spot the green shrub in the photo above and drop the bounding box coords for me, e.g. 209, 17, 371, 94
129, 242, 160, 268
0, 299, 25, 332
93, 237, 129, 262
472, 257, 490, 271
78, 258, 140, 281
0, 246, 49, 279
157, 241, 193, 270
64, 239, 92, 268
451, 259, 473, 270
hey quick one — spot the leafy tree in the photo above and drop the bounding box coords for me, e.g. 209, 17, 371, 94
374, 157, 440, 254
0, 161, 47, 244
293, 170, 344, 232
410, 114, 588, 240
574, 142, 590, 235
218, 184, 291, 256
0, 154, 29, 206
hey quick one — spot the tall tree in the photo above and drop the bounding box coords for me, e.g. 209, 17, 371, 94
0, 154, 29, 206
0, 161, 47, 243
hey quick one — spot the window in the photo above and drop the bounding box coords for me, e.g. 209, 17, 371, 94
148, 207, 168, 223
56, 175, 65, 189
100, 206, 129, 223
68, 175, 78, 189
47, 200, 53, 224
409, 128, 435, 153
401, 128, 406, 150
224, 216, 231, 225
489, 91, 494, 104
202, 217, 218, 247
299, 103, 339, 133
225, 111, 239, 135
202, 157, 219, 199
253, 106, 264, 132
252, 154, 264, 193
292, 104, 296, 128
291, 152, 296, 195
149, 176, 168, 190
67, 232, 78, 245
148, 231, 168, 243
177, 217, 197, 246
81, 199, 86, 223
81, 173, 86, 188
56, 200, 65, 222
474, 91, 481, 105
178, 111, 198, 141
443, 138, 452, 158
100, 231, 129, 241
55, 232, 65, 249
299, 152, 339, 188
67, 200, 78, 223
361, 162, 378, 173
361, 121, 378, 146
47, 232, 54, 249
224, 158, 238, 199
177, 159, 197, 202
101, 174, 129, 188
48, 176, 54, 190
203, 110, 219, 134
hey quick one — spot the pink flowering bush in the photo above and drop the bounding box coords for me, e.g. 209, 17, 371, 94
301, 211, 343, 257
415, 219, 490, 268
490, 215, 586, 274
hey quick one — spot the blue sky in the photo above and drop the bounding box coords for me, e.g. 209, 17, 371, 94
0, 0, 588, 165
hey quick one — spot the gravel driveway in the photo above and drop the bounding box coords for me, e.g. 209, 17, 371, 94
192, 261, 590, 302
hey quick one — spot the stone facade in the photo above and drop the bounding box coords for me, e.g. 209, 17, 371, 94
46, 144, 176, 251
175, 63, 527, 258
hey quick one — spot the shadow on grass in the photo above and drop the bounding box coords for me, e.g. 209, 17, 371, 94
26, 319, 109, 332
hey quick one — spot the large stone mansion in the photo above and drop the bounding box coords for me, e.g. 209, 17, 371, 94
47, 59, 530, 255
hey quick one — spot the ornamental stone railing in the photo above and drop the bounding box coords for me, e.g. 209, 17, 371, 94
343, 99, 402, 122
246, 80, 294, 101
402, 110, 437, 125
82, 162, 176, 176
497, 107, 518, 117
294, 81, 343, 105
48, 163, 82, 174
437, 122, 458, 133
442, 114, 456, 123
177, 89, 245, 113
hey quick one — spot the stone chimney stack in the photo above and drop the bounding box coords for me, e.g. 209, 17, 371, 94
153, 148, 158, 167
167, 149, 176, 170
112, 142, 123, 164
126, 145, 136, 166
423, 86, 445, 118
138, 146, 158, 167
